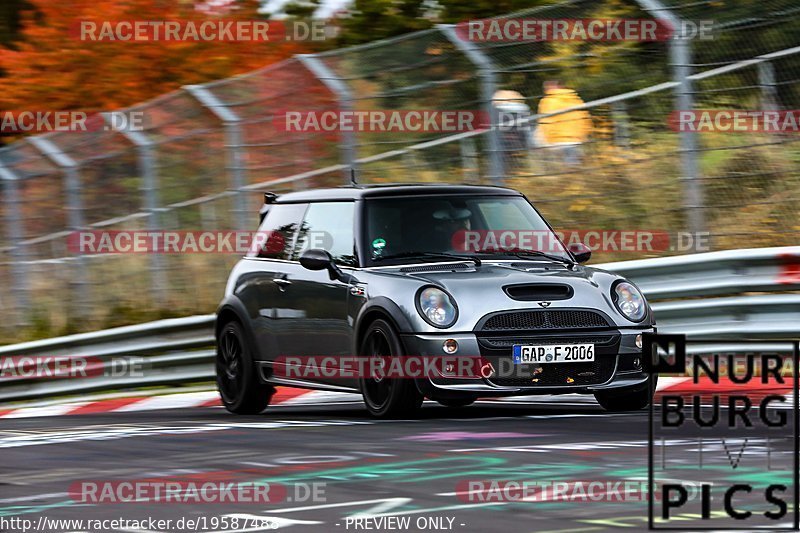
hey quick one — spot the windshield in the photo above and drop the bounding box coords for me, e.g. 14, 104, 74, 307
362, 195, 570, 266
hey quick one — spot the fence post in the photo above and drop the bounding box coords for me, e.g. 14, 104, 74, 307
671, 34, 706, 245
103, 114, 167, 307
297, 54, 357, 183
184, 85, 249, 230
612, 101, 630, 148
27, 136, 90, 320
438, 24, 505, 185
460, 138, 479, 184
0, 161, 31, 325
636, 0, 706, 247
758, 61, 779, 110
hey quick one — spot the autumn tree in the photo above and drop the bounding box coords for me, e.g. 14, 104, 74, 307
0, 0, 309, 115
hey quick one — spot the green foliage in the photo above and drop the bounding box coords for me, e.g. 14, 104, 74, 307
280, 0, 558, 46
335, 0, 433, 45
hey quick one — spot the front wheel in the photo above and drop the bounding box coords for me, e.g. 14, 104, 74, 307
358, 319, 423, 418
216, 321, 275, 414
594, 376, 657, 412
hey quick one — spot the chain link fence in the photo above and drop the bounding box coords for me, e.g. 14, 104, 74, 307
1, 0, 799, 340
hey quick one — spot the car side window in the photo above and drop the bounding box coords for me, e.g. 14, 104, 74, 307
293, 202, 357, 266
249, 203, 307, 260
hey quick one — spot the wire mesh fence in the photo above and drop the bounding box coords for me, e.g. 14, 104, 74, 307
1, 0, 799, 339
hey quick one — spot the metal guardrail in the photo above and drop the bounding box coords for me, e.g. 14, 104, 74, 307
596, 245, 800, 299
0, 246, 797, 402
0, 315, 215, 402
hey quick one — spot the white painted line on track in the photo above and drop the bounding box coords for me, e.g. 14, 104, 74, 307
114, 391, 219, 412
2, 402, 91, 418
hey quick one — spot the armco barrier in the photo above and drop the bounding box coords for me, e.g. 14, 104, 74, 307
0, 246, 797, 402
0, 315, 215, 402
595, 245, 800, 299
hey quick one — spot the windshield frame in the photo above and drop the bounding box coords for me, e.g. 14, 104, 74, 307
359, 193, 575, 267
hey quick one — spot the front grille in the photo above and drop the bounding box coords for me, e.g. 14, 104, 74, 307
487, 357, 617, 387
480, 310, 610, 331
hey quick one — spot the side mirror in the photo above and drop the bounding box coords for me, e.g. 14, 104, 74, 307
300, 249, 356, 283
299, 248, 333, 271
567, 242, 592, 264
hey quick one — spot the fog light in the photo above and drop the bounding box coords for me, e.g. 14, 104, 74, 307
633, 358, 642, 370
635, 334, 643, 349
444, 363, 456, 373
480, 362, 495, 378
443, 339, 459, 354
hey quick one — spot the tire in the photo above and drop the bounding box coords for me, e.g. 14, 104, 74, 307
594, 375, 657, 412
437, 398, 476, 408
358, 319, 424, 418
216, 320, 275, 414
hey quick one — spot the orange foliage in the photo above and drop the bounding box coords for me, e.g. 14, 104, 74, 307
0, 0, 309, 112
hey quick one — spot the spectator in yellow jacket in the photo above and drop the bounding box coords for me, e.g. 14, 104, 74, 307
536, 81, 592, 165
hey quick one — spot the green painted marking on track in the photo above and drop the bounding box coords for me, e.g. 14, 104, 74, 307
0, 500, 74, 517
259, 456, 508, 484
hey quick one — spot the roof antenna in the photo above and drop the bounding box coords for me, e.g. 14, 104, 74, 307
350, 167, 358, 186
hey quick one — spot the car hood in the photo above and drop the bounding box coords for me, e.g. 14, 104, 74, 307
366, 260, 646, 330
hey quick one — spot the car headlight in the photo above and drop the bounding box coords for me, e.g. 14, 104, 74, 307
613, 281, 647, 322
417, 286, 458, 328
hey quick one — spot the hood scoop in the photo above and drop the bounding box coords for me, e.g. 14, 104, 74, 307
503, 283, 574, 301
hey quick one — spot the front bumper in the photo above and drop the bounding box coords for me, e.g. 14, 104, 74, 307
400, 327, 654, 399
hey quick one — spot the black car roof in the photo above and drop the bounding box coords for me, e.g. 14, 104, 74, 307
273, 184, 522, 203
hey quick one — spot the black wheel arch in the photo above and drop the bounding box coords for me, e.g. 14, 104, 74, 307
353, 297, 414, 355
354, 299, 431, 398
215, 296, 261, 362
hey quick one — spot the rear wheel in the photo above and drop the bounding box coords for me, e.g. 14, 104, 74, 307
216, 321, 274, 414
359, 319, 423, 418
594, 376, 657, 412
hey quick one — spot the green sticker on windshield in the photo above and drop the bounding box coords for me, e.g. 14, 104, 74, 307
372, 238, 386, 256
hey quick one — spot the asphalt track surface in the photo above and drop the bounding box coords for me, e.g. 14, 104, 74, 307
0, 396, 794, 533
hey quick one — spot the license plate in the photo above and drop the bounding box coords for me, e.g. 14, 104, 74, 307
512, 344, 595, 364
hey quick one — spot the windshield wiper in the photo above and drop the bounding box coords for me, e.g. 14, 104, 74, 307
478, 248, 575, 267
373, 251, 481, 266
